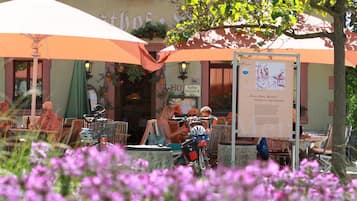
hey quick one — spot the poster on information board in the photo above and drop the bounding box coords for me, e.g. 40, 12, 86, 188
238, 59, 294, 138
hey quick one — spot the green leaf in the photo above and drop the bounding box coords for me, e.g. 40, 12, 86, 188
219, 4, 226, 15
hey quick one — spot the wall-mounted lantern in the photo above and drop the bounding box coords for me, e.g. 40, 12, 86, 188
84, 60, 92, 80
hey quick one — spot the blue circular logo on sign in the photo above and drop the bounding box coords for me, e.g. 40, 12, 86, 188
242, 68, 249, 75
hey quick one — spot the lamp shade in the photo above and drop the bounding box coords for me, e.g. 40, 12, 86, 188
178, 61, 189, 74
84, 60, 92, 73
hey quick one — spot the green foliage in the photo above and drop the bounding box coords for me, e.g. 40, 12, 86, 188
210, 92, 232, 111
14, 61, 31, 72
346, 67, 357, 129
125, 65, 146, 83
167, 0, 307, 44
59, 174, 72, 196
131, 21, 168, 40
98, 65, 146, 85
0, 135, 63, 177
3, 139, 32, 176
167, 0, 357, 45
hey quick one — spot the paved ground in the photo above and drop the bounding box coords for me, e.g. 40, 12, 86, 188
347, 161, 357, 178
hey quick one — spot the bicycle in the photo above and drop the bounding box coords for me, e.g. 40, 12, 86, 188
79, 105, 113, 151
171, 116, 213, 176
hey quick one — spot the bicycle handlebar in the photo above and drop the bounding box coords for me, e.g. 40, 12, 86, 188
170, 116, 214, 122
93, 104, 106, 115
83, 104, 107, 123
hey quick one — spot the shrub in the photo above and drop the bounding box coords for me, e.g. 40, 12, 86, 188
0, 143, 356, 201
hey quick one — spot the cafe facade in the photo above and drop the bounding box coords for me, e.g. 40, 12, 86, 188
0, 0, 336, 142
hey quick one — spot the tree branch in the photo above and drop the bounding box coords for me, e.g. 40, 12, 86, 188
200, 24, 333, 40
324, 0, 331, 9
283, 30, 333, 40
310, 0, 336, 16
200, 24, 279, 32
346, 6, 357, 13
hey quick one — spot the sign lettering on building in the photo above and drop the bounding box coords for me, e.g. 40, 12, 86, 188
98, 11, 183, 31
168, 84, 184, 95
184, 85, 201, 97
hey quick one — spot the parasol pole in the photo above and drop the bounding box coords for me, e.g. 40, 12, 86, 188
30, 36, 40, 126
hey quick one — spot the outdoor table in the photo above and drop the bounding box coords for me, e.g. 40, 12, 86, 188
291, 135, 328, 152
304, 130, 327, 136
9, 128, 57, 142
125, 145, 174, 171
276, 134, 328, 167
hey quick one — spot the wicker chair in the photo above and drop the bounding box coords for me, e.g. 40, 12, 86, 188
113, 121, 129, 145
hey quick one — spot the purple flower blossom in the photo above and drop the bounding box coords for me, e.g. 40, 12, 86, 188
24, 165, 55, 192
2, 143, 357, 201
0, 176, 21, 201
30, 141, 52, 165
132, 158, 149, 171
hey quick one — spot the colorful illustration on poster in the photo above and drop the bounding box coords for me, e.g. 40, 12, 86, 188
256, 61, 286, 90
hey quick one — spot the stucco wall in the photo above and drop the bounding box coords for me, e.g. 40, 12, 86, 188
304, 63, 333, 131
0, 58, 4, 102
50, 60, 74, 116
60, 0, 179, 31
50, 60, 105, 117
165, 61, 202, 109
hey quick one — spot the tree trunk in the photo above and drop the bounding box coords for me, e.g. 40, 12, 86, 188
331, 14, 347, 180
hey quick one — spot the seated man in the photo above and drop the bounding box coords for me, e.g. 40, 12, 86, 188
34, 101, 62, 141
199, 106, 218, 129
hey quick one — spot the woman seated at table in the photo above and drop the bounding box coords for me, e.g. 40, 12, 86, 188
34, 101, 62, 139
157, 105, 188, 145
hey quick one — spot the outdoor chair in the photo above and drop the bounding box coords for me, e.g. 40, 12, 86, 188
113, 121, 129, 145
216, 116, 227, 125
310, 123, 333, 172
64, 117, 76, 127
310, 124, 352, 172
65, 119, 84, 147
344, 125, 353, 163
100, 122, 117, 143
49, 117, 64, 143
346, 125, 355, 163
207, 125, 223, 167
140, 119, 163, 145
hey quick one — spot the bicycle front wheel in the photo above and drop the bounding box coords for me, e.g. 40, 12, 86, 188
95, 141, 113, 151
198, 148, 207, 171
